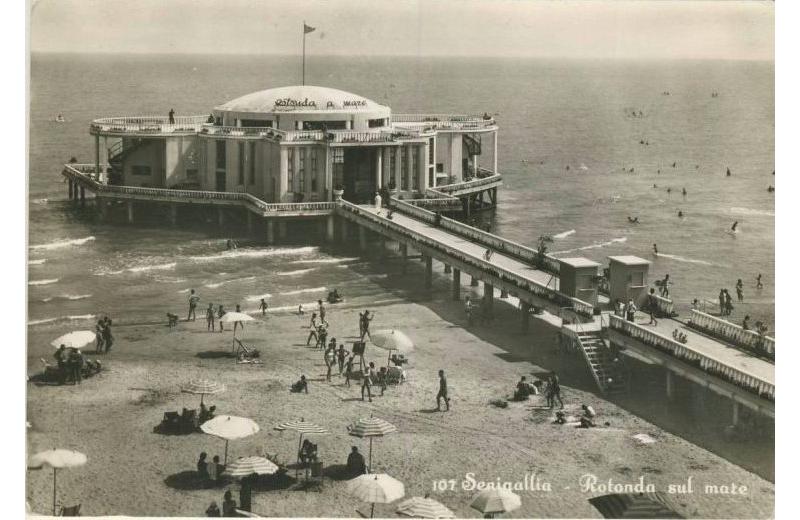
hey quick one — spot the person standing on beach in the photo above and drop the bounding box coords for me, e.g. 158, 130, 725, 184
95, 320, 105, 353
360, 310, 374, 341
736, 279, 744, 303
549, 372, 564, 410
259, 298, 268, 316
318, 300, 327, 325
306, 313, 319, 345
188, 289, 200, 321
217, 305, 226, 332
102, 317, 114, 353
756, 273, 764, 290
344, 355, 355, 387
436, 369, 450, 411
361, 362, 374, 402
233, 304, 244, 333
206, 303, 215, 331
337, 344, 349, 374
647, 288, 658, 326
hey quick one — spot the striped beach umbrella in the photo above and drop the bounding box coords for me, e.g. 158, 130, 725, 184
397, 496, 455, 519
223, 456, 279, 478
347, 473, 405, 518
181, 378, 225, 405
201, 415, 260, 465
588, 493, 684, 518
50, 330, 96, 349
347, 416, 397, 473
28, 449, 88, 516
470, 488, 521, 517
275, 418, 329, 476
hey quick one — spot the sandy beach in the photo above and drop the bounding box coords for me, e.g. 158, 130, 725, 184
26, 249, 774, 518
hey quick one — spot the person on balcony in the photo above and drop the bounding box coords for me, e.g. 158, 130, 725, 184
168, 108, 175, 124
647, 288, 658, 326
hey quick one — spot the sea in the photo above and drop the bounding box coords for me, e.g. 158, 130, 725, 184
28, 54, 774, 336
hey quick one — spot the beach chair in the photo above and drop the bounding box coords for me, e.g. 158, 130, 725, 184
58, 503, 81, 516
235, 339, 263, 364
181, 409, 198, 433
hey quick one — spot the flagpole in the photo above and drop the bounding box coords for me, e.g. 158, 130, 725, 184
302, 21, 306, 86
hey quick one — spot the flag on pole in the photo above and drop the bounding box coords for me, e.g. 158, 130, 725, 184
304, 23, 316, 34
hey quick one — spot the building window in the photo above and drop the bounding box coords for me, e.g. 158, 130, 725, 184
287, 148, 294, 191
368, 118, 385, 128
215, 140, 226, 169
238, 142, 245, 185
298, 148, 306, 192
132, 165, 151, 176
311, 152, 318, 192
333, 148, 344, 164
248, 144, 256, 185
428, 138, 435, 163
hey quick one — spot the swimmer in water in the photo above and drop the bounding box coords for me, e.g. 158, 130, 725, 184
731, 221, 738, 233
666, 187, 672, 195
627, 216, 639, 224
768, 185, 774, 193
726, 167, 731, 177
566, 165, 570, 171
672, 162, 676, 168
653, 244, 658, 255
653, 184, 657, 188
678, 210, 684, 218
682, 188, 687, 198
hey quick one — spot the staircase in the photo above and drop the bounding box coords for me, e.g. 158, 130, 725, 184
576, 330, 627, 395
107, 139, 144, 180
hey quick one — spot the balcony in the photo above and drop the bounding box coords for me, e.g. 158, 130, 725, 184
434, 167, 503, 197
391, 114, 497, 133
90, 116, 209, 136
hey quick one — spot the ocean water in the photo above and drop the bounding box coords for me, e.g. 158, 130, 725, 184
28, 54, 774, 333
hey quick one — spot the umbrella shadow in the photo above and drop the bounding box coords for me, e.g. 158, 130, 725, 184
340, 397, 365, 402
152, 424, 200, 436
249, 472, 296, 491
321, 464, 355, 482
417, 407, 441, 414
164, 470, 229, 490
195, 351, 236, 359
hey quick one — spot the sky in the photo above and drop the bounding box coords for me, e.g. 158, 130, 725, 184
30, 0, 774, 60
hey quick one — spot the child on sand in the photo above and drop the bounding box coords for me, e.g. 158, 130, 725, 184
259, 298, 268, 316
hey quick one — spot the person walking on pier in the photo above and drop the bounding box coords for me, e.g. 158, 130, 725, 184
188, 289, 200, 321
436, 369, 450, 411
724, 289, 734, 316
718, 289, 726, 316
736, 279, 744, 303
647, 288, 658, 326
206, 303, 216, 332
168, 108, 175, 124
659, 274, 671, 298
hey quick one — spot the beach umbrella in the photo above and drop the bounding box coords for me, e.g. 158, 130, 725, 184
274, 418, 329, 477
50, 330, 96, 349
223, 456, 279, 478
370, 329, 414, 366
347, 416, 397, 473
219, 311, 257, 349
396, 496, 455, 519
201, 415, 260, 465
588, 493, 684, 519
28, 449, 87, 516
347, 473, 405, 518
181, 378, 225, 405
470, 488, 521, 517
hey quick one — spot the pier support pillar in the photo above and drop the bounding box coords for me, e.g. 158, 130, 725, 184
246, 211, 253, 234
732, 401, 740, 427
79, 187, 86, 207
424, 255, 433, 292
452, 269, 461, 300
217, 207, 224, 228
665, 370, 674, 400
326, 215, 335, 242
340, 218, 349, 242
470, 275, 479, 287
444, 264, 451, 274
278, 221, 287, 240
170, 204, 178, 226
68, 180, 73, 200
126, 201, 134, 224
400, 243, 407, 274
520, 302, 531, 332
97, 198, 108, 221
358, 226, 367, 251
266, 220, 275, 244
94, 134, 100, 176
500, 289, 508, 299
463, 196, 471, 218
483, 283, 494, 313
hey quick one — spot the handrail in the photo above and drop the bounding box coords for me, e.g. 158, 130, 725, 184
352, 199, 592, 317
91, 115, 208, 134
330, 131, 396, 143
650, 294, 674, 317
609, 315, 774, 401
436, 171, 503, 193
199, 125, 281, 138
688, 310, 775, 360
391, 114, 496, 129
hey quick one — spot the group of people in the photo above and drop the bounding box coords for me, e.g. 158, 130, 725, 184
53, 345, 102, 385
672, 329, 688, 344
718, 288, 735, 316
94, 316, 115, 354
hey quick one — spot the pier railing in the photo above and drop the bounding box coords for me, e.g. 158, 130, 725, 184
91, 115, 209, 135
609, 315, 774, 401
687, 310, 775, 360
391, 114, 496, 130
650, 294, 674, 317
435, 169, 502, 193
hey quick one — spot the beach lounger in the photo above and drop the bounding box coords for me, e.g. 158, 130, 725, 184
58, 503, 81, 516
235, 339, 263, 364
236, 509, 263, 518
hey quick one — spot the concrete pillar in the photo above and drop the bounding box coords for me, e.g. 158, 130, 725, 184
94, 135, 101, 175
452, 268, 461, 300
394, 147, 402, 192
493, 130, 498, 173
79, 187, 86, 207
500, 289, 508, 298
665, 370, 674, 400
266, 220, 275, 244
444, 264, 451, 274
68, 180, 73, 199
278, 221, 287, 239
420, 142, 430, 190
470, 275, 479, 287
246, 211, 253, 233
471, 153, 478, 175
400, 243, 407, 274
126, 201, 134, 224
375, 148, 383, 190
341, 218, 349, 241
217, 207, 224, 228
424, 255, 433, 291
278, 147, 289, 202
520, 301, 531, 332
484, 283, 494, 312
170, 204, 178, 226
326, 214, 335, 242
405, 146, 413, 192
97, 198, 108, 220
359, 226, 367, 251
345, 120, 352, 130
732, 401, 740, 427
382, 148, 391, 189
463, 196, 471, 218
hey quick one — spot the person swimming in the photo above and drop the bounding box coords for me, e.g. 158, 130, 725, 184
627, 216, 639, 224
731, 221, 738, 233
768, 185, 774, 193
682, 188, 687, 197
666, 187, 672, 195
678, 210, 684, 218
672, 162, 676, 168
726, 167, 731, 177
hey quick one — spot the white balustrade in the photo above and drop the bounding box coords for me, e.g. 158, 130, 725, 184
688, 310, 775, 358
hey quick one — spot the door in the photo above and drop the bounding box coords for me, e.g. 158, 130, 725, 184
215, 170, 226, 192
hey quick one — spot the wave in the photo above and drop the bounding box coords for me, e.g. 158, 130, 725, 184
280, 287, 327, 296
178, 288, 192, 294
730, 207, 774, 217
655, 253, 720, 267
28, 314, 96, 326
245, 293, 273, 302
552, 229, 576, 240
93, 268, 126, 276
276, 268, 316, 276
128, 262, 177, 273
204, 276, 257, 289
551, 237, 627, 255
290, 257, 360, 265
266, 301, 319, 313
188, 246, 317, 263
41, 294, 92, 303
32, 198, 49, 205
30, 236, 95, 251
29, 279, 59, 286
28, 259, 46, 265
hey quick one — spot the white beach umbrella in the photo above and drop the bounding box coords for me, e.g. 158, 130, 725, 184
470, 488, 521, 517
347, 416, 397, 473
201, 415, 260, 465
50, 330, 96, 349
223, 456, 279, 478
28, 449, 87, 516
396, 496, 455, 519
219, 311, 257, 349
347, 473, 405, 518
370, 329, 414, 366
181, 378, 226, 405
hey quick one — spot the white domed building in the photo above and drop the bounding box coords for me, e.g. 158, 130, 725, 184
88, 85, 498, 205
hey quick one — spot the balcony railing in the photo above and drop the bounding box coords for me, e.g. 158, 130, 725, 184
609, 315, 774, 401
91, 115, 209, 135
688, 310, 775, 360
391, 114, 496, 130
436, 169, 502, 194
650, 294, 674, 317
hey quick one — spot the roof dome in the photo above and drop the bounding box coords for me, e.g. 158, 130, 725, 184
216, 85, 388, 115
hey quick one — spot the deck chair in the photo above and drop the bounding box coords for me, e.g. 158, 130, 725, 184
181, 409, 198, 432
235, 339, 263, 364
59, 503, 81, 516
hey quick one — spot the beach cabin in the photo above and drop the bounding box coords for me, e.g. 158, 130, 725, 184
557, 257, 601, 307
607, 255, 651, 307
